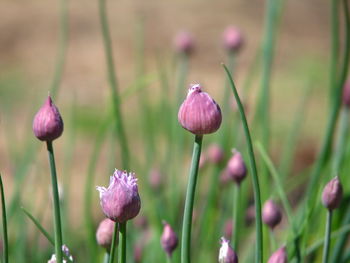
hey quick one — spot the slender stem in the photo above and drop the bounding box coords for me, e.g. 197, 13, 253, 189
322, 211, 333, 263
108, 224, 119, 263
103, 252, 110, 263
269, 229, 277, 253
98, 0, 130, 170
46, 141, 63, 263
223, 64, 263, 263
181, 135, 203, 263
330, 0, 340, 103
232, 184, 240, 251
0, 175, 8, 263
167, 256, 173, 263
119, 222, 127, 263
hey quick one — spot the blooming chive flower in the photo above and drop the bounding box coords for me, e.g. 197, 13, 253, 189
268, 246, 288, 263
227, 149, 247, 185
174, 31, 194, 55
97, 169, 141, 223
161, 221, 178, 257
262, 200, 282, 229
178, 84, 222, 135
223, 26, 243, 53
322, 176, 343, 211
96, 218, 116, 250
33, 95, 64, 141
219, 237, 238, 263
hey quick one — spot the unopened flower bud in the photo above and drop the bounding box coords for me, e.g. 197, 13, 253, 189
178, 84, 222, 135
96, 218, 116, 250
262, 200, 282, 229
322, 176, 343, 211
149, 168, 162, 190
207, 144, 224, 164
268, 246, 288, 263
134, 243, 143, 263
97, 169, 141, 223
174, 31, 194, 55
227, 150, 247, 185
223, 26, 243, 53
245, 204, 255, 226
33, 96, 64, 141
161, 221, 178, 257
342, 80, 350, 107
218, 237, 238, 263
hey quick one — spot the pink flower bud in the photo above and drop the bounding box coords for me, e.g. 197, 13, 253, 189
322, 176, 343, 210
134, 243, 143, 263
219, 237, 238, 263
161, 221, 178, 257
149, 168, 162, 190
33, 96, 63, 141
223, 26, 243, 53
342, 80, 350, 107
207, 144, 224, 164
96, 218, 116, 250
174, 31, 194, 55
245, 204, 255, 226
97, 169, 141, 223
262, 200, 282, 229
178, 84, 222, 135
268, 246, 288, 263
226, 150, 247, 185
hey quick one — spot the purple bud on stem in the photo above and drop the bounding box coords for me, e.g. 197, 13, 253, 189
174, 31, 194, 55
161, 221, 178, 258
268, 246, 288, 263
223, 26, 244, 53
96, 218, 116, 250
226, 149, 247, 185
262, 199, 282, 229
322, 176, 343, 211
218, 237, 238, 263
178, 84, 222, 135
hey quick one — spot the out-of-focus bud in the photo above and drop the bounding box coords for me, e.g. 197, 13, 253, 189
134, 215, 148, 230
223, 26, 244, 53
96, 218, 116, 250
174, 31, 194, 55
178, 84, 222, 135
134, 243, 143, 263
33, 96, 64, 141
218, 237, 238, 263
322, 176, 343, 211
149, 168, 162, 190
268, 246, 288, 263
226, 149, 247, 185
245, 204, 255, 226
97, 169, 141, 223
262, 200, 282, 229
342, 80, 350, 107
161, 221, 178, 257
207, 144, 224, 165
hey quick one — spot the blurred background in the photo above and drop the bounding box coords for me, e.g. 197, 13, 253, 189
0, 0, 340, 262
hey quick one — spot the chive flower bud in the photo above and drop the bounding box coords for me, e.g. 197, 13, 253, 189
97, 169, 141, 223
223, 26, 243, 53
149, 168, 162, 190
207, 144, 224, 164
218, 237, 238, 263
262, 200, 282, 229
226, 149, 247, 185
178, 84, 222, 135
342, 80, 350, 107
33, 95, 63, 141
268, 246, 288, 263
174, 31, 194, 55
322, 176, 343, 211
96, 218, 116, 250
161, 221, 178, 257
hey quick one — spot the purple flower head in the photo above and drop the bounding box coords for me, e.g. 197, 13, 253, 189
227, 149, 247, 185
174, 31, 194, 55
96, 218, 116, 250
223, 26, 244, 53
33, 95, 64, 141
322, 176, 343, 211
268, 246, 288, 263
178, 84, 222, 135
97, 169, 141, 223
262, 199, 282, 229
161, 221, 178, 257
219, 237, 238, 263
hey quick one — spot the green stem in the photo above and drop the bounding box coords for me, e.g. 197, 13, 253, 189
0, 175, 8, 263
223, 64, 263, 263
119, 222, 127, 263
98, 0, 130, 170
181, 135, 203, 263
46, 141, 63, 263
322, 211, 333, 263
269, 229, 277, 253
50, 0, 68, 99
108, 224, 119, 263
103, 252, 110, 263
167, 256, 172, 263
330, 0, 340, 103
232, 184, 240, 251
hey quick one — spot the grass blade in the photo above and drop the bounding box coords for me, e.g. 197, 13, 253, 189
0, 175, 9, 263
